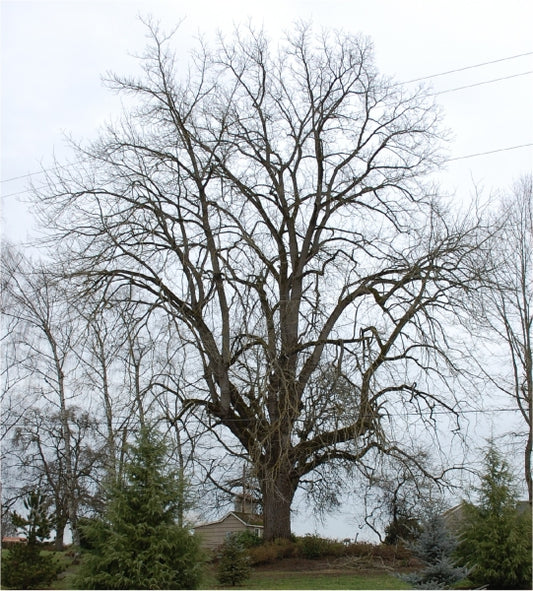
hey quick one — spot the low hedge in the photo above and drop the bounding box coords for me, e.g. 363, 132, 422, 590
248, 538, 298, 565
246, 535, 413, 565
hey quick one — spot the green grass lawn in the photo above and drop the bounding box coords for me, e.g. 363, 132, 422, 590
2, 549, 411, 590
198, 560, 411, 590
203, 570, 410, 589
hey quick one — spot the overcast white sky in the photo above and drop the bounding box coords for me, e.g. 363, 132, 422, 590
1, 0, 532, 539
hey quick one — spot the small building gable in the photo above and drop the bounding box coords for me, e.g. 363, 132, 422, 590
1, 536, 26, 548
193, 511, 263, 549
443, 500, 531, 534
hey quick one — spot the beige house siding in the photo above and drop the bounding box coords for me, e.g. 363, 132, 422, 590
194, 512, 263, 550
443, 500, 531, 534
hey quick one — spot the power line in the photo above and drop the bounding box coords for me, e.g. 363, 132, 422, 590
2, 140, 532, 200
1, 162, 78, 185
401, 50, 533, 84
1, 184, 49, 200
2, 52, 532, 190
432, 70, 533, 95
1, 171, 49, 184
447, 143, 533, 162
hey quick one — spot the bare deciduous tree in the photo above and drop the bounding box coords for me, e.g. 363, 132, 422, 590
469, 175, 532, 500
10, 406, 101, 549
37, 23, 486, 540
1, 245, 83, 544
356, 450, 446, 543
74, 294, 160, 480
75, 298, 126, 481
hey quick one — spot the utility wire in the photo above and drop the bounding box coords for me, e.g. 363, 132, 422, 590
1, 162, 78, 185
2, 184, 50, 200
432, 70, 533, 95
402, 50, 533, 84
3, 139, 533, 199
1, 53, 532, 189
447, 143, 533, 162
61, 406, 525, 425
1, 171, 48, 183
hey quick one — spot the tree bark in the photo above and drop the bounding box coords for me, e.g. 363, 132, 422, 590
260, 467, 297, 541
54, 522, 65, 551
526, 428, 532, 502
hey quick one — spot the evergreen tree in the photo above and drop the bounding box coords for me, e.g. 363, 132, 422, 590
455, 443, 532, 589
402, 512, 467, 589
1, 491, 61, 589
216, 533, 252, 587
76, 427, 204, 590
384, 514, 421, 545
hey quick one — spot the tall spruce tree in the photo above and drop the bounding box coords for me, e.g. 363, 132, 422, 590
76, 427, 204, 590
455, 443, 532, 589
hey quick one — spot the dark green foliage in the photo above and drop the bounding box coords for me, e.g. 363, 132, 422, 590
232, 528, 264, 548
297, 534, 345, 559
297, 534, 331, 559
11, 490, 54, 545
2, 544, 61, 589
75, 427, 204, 589
1, 491, 61, 589
216, 533, 252, 587
402, 513, 467, 589
384, 515, 421, 545
77, 516, 99, 549
455, 443, 532, 589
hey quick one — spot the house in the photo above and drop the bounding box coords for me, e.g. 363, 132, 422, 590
193, 493, 263, 550
194, 511, 263, 549
443, 500, 531, 534
1, 536, 26, 547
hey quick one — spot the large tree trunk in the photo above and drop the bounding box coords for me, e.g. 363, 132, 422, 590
525, 427, 532, 502
54, 522, 65, 551
261, 467, 297, 541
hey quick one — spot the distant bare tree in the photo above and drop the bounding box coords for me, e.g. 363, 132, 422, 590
77, 288, 206, 504
469, 176, 532, 500
1, 287, 30, 443
74, 294, 159, 480
357, 451, 447, 543
74, 298, 127, 481
1, 245, 83, 544
37, 22, 487, 540
10, 406, 101, 549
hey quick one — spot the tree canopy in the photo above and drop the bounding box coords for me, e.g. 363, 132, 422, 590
36, 21, 487, 540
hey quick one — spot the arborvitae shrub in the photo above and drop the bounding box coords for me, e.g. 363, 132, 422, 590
454, 444, 532, 589
232, 529, 263, 548
384, 515, 421, 545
